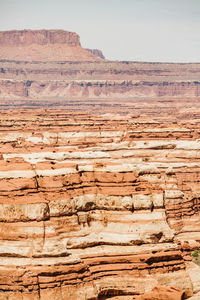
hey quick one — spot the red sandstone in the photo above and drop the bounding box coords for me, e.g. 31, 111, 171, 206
0, 29, 199, 300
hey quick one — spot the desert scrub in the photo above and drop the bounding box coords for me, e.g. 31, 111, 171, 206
142, 157, 150, 162
191, 250, 200, 266
191, 250, 199, 258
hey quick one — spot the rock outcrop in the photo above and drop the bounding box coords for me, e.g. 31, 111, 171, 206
0, 109, 200, 299
0, 28, 200, 300
0, 29, 103, 61
1, 78, 200, 99
0, 30, 200, 99
0, 59, 200, 99
133, 286, 185, 300
0, 29, 81, 46
86, 48, 105, 59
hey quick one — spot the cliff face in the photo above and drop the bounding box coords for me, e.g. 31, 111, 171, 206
0, 29, 81, 46
0, 30, 200, 99
0, 110, 200, 299
1, 79, 200, 99
0, 60, 200, 99
0, 30, 103, 61
1, 28, 200, 300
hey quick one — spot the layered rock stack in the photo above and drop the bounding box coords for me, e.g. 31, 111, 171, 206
0, 29, 200, 299
0, 110, 200, 299
0, 59, 200, 100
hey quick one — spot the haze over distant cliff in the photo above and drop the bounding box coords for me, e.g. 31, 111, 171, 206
0, 29, 105, 61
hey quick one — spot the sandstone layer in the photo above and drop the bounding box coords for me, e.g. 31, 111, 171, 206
0, 28, 200, 300
0, 109, 200, 299
0, 60, 200, 99
0, 29, 200, 100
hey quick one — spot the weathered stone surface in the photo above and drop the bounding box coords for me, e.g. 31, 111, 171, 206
133, 286, 184, 300
0, 109, 200, 299
0, 28, 200, 299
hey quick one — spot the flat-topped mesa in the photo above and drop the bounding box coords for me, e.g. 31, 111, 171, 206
0, 29, 81, 46
0, 29, 104, 61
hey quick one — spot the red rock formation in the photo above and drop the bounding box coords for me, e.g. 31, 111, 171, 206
134, 286, 184, 300
0, 60, 200, 99
0, 29, 80, 46
0, 29, 103, 61
1, 78, 200, 99
0, 28, 200, 300
0, 109, 200, 299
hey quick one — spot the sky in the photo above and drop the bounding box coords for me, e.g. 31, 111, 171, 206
0, 0, 199, 62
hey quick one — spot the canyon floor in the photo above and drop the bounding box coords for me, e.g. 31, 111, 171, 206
0, 30, 200, 300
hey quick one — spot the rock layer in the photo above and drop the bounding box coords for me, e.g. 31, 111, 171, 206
0, 110, 200, 299
0, 28, 200, 300
1, 79, 200, 99
0, 60, 200, 99
0, 30, 81, 46
0, 31, 200, 100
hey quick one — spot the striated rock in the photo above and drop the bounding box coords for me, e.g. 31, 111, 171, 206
0, 34, 200, 100
1, 79, 200, 99
0, 110, 200, 299
133, 286, 184, 300
0, 60, 200, 99
0, 29, 81, 46
0, 28, 200, 300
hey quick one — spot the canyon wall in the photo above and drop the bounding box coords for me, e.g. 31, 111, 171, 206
0, 29, 200, 299
0, 110, 200, 299
0, 30, 199, 100
0, 78, 200, 99
0, 59, 200, 100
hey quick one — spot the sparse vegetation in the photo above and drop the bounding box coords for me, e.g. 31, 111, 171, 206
191, 250, 200, 266
191, 250, 199, 258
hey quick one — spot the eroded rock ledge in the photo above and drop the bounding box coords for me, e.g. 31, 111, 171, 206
0, 60, 200, 99
0, 110, 200, 299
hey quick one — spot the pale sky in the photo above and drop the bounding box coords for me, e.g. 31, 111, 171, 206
0, 0, 199, 62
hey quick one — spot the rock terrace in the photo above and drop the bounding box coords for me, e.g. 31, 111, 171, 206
0, 109, 200, 299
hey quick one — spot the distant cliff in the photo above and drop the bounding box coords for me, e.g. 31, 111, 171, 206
0, 29, 81, 46
0, 59, 200, 99
0, 29, 104, 61
86, 48, 105, 59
